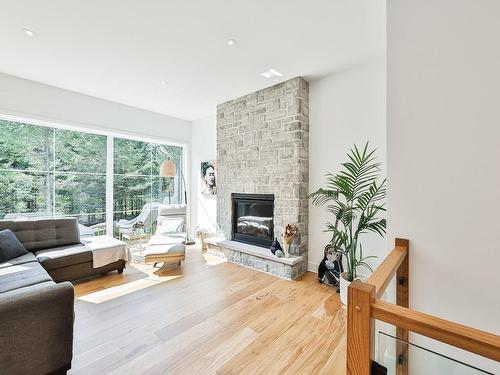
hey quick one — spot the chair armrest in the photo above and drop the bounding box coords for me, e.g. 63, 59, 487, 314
0, 282, 74, 374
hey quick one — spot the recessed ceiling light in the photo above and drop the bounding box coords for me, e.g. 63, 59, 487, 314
22, 28, 36, 37
261, 68, 283, 79
227, 39, 236, 46
160, 80, 168, 85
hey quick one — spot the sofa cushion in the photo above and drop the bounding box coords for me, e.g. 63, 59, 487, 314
0, 280, 55, 297
0, 229, 28, 262
0, 253, 37, 269
35, 243, 93, 271
0, 218, 80, 251
0, 261, 53, 294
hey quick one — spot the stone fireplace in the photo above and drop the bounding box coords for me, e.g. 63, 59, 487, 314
207, 77, 309, 279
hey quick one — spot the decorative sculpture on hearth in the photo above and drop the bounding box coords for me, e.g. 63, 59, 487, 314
283, 224, 296, 258
270, 237, 282, 255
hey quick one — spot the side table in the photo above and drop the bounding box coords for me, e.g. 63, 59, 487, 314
121, 233, 150, 250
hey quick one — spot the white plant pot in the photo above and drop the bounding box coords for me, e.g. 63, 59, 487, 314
339, 272, 364, 305
339, 272, 351, 305
340, 272, 366, 305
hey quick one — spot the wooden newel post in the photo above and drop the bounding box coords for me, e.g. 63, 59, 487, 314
347, 281, 375, 375
395, 238, 410, 375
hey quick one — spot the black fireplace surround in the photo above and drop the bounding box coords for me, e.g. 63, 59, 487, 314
232, 193, 274, 248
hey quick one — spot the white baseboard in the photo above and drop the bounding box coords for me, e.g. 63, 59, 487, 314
308, 261, 319, 273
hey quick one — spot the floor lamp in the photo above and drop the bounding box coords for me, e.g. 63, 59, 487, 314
159, 158, 195, 245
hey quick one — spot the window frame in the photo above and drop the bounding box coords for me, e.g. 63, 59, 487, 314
0, 112, 189, 236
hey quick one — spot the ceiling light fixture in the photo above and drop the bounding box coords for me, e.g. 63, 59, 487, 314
227, 39, 236, 46
160, 80, 168, 85
22, 28, 36, 37
261, 68, 283, 79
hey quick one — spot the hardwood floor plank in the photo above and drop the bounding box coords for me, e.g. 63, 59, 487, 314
217, 280, 341, 375
200, 327, 258, 375
153, 273, 276, 343
130, 279, 290, 374
153, 279, 334, 374
74, 266, 263, 353
71, 245, 346, 375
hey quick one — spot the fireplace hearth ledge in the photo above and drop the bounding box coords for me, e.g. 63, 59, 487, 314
205, 238, 306, 280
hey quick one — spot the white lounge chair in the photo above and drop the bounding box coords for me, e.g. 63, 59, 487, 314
116, 202, 161, 237
143, 204, 187, 268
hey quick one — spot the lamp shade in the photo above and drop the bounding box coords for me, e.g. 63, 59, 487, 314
159, 159, 176, 177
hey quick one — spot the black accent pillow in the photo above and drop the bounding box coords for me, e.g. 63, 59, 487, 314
0, 229, 28, 262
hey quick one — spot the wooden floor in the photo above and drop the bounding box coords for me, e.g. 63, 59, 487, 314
71, 245, 346, 375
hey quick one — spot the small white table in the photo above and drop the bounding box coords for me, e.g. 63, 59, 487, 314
121, 233, 150, 250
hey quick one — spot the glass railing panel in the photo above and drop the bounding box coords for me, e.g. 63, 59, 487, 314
377, 331, 493, 375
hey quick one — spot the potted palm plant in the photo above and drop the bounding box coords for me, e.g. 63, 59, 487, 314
309, 142, 386, 304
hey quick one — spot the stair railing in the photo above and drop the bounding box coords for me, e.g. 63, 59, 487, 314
346, 238, 500, 374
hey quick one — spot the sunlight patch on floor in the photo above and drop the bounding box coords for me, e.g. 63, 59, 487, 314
202, 252, 228, 266
77, 273, 182, 304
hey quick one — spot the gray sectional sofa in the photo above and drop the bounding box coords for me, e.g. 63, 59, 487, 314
0, 218, 128, 375
0, 218, 127, 282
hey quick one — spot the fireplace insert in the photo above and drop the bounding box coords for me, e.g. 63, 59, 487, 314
232, 193, 274, 248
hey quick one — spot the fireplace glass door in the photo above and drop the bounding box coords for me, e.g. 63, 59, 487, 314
232, 193, 274, 248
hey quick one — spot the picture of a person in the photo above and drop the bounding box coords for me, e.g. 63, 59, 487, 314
201, 161, 216, 195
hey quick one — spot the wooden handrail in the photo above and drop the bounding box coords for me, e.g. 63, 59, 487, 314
347, 237, 500, 375
371, 300, 500, 362
347, 238, 410, 375
366, 238, 409, 299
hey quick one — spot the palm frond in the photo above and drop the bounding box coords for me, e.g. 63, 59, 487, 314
308, 187, 339, 206
356, 180, 387, 211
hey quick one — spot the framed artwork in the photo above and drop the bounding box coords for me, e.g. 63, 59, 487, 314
201, 161, 216, 196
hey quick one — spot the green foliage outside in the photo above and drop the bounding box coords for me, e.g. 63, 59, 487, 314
113, 138, 183, 231
0, 119, 183, 234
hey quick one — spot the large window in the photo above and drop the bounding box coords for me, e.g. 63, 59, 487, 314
113, 137, 183, 236
54, 129, 107, 228
0, 120, 107, 230
0, 119, 185, 237
0, 121, 54, 218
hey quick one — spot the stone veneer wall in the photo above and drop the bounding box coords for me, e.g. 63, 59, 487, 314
216, 77, 309, 271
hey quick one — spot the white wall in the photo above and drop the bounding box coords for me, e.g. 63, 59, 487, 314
388, 1, 500, 372
308, 56, 387, 272
190, 115, 217, 236
0, 73, 191, 143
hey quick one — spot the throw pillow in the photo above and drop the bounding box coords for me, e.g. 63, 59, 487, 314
0, 229, 28, 262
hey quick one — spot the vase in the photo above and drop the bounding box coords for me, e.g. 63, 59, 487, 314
283, 235, 293, 258
283, 243, 290, 258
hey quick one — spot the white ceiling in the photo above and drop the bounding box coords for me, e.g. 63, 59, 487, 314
0, 0, 385, 121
